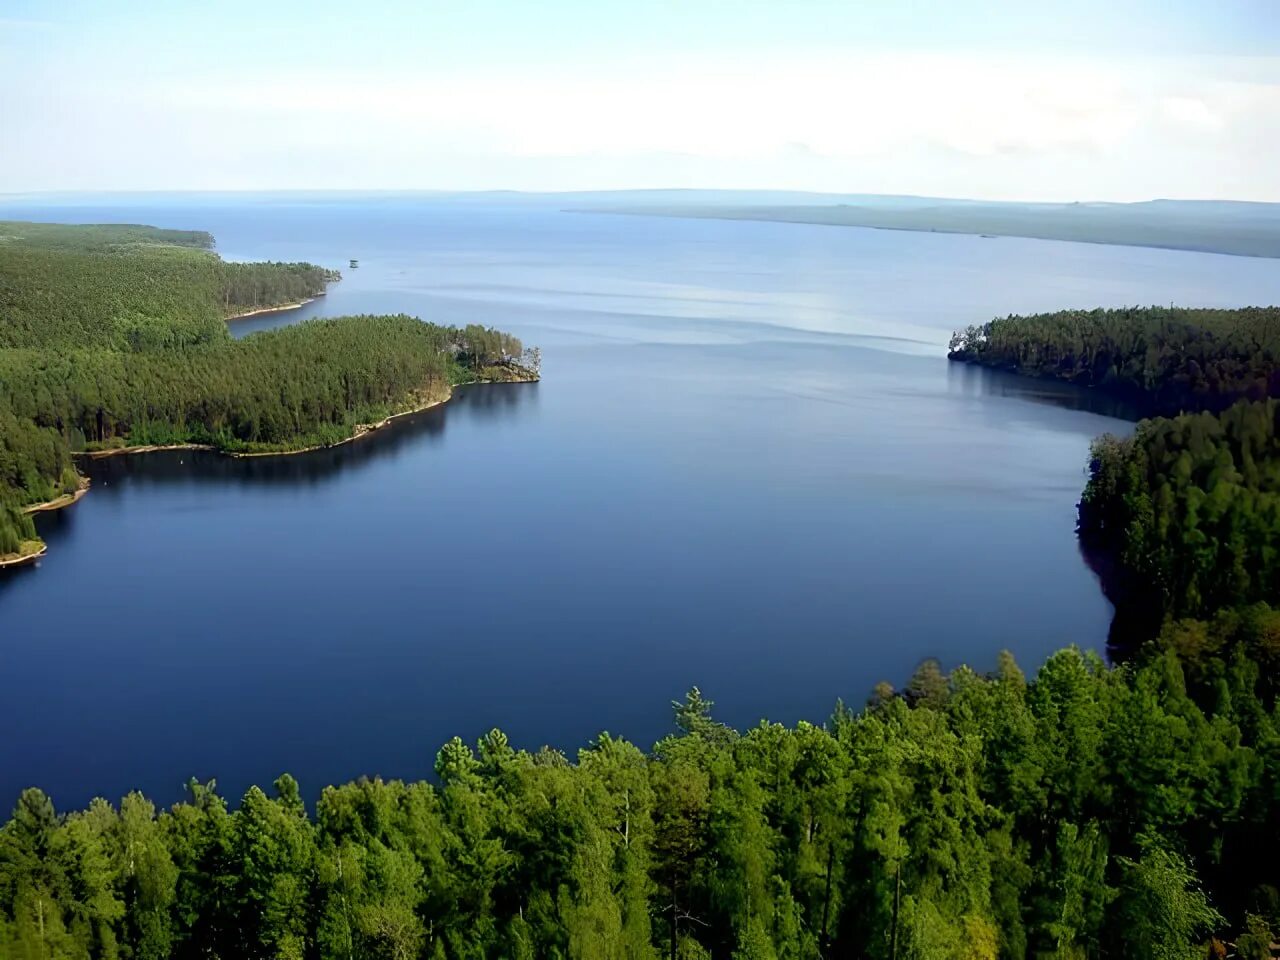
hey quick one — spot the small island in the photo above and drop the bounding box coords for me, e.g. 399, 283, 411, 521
0, 222, 537, 563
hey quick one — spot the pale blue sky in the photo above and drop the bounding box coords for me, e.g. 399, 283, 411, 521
4, 1, 1278, 199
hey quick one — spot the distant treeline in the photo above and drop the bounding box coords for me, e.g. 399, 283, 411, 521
0, 222, 529, 558
1, 644, 1276, 959
948, 306, 1280, 417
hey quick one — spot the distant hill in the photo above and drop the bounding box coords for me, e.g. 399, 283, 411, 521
576, 196, 1280, 259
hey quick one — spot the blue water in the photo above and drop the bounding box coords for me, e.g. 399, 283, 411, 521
4, 195, 1280, 810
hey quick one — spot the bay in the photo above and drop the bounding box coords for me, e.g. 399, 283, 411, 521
4, 194, 1279, 809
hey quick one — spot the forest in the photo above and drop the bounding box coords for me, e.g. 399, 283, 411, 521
1078, 399, 1280, 646
947, 306, 1280, 416
948, 305, 1280, 657
0, 222, 528, 560
1, 645, 1277, 960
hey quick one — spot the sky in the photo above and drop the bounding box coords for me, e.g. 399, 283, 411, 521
3, 0, 1279, 201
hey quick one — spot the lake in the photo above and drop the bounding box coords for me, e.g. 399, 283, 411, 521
4, 194, 1280, 810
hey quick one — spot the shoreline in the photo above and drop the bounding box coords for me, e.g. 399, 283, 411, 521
79, 370, 539, 462
228, 392, 455, 459
0, 543, 47, 570
206, 372, 539, 458
223, 296, 318, 322
84, 443, 217, 460
10, 371, 541, 572
23, 476, 92, 513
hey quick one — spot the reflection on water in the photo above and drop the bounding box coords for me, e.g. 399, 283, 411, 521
7, 382, 539, 592
946, 361, 1147, 422
76, 382, 538, 494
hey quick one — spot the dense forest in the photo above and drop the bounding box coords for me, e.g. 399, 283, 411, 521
1, 646, 1277, 959
948, 306, 1280, 416
949, 305, 1280, 653
0, 222, 531, 561
1078, 399, 1280, 645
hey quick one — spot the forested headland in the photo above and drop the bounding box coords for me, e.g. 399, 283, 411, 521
948, 306, 1280, 417
0, 221, 535, 563
949, 305, 1280, 655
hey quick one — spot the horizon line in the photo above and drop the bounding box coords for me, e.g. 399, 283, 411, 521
1, 188, 1277, 207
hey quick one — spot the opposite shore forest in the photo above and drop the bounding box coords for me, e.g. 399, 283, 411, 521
0, 222, 537, 567
2, 221, 1279, 958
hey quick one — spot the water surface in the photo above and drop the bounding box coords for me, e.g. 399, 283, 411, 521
4, 195, 1279, 809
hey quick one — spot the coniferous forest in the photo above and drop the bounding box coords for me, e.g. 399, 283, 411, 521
1, 651, 1277, 960
2, 226, 1280, 957
948, 306, 1280, 416
0, 222, 528, 560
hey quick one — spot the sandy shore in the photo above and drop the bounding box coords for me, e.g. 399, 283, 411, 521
23, 476, 92, 513
0, 542, 47, 569
85, 443, 216, 460
224, 297, 317, 322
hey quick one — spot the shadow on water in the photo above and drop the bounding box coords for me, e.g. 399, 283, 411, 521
84, 380, 536, 491
946, 361, 1149, 422
16, 381, 538, 544
0, 508, 79, 587
951, 360, 1157, 661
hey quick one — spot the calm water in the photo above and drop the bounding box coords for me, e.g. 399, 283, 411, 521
4, 195, 1280, 810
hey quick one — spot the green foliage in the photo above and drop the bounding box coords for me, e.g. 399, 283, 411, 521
0, 220, 528, 555
1114, 834, 1222, 960
962, 302, 1280, 677
1080, 400, 1280, 636
1, 650, 1275, 957
949, 305, 1280, 415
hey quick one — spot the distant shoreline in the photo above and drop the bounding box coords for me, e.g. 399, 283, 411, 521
578, 207, 1280, 260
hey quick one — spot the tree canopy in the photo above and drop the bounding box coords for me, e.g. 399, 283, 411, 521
949, 305, 1280, 416
0, 221, 528, 560
0, 648, 1274, 959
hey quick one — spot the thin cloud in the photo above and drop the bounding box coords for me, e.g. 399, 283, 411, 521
8, 49, 1280, 199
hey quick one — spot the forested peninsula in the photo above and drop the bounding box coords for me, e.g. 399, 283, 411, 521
949, 305, 1280, 643
947, 306, 1280, 417
585, 197, 1280, 259
0, 222, 536, 565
